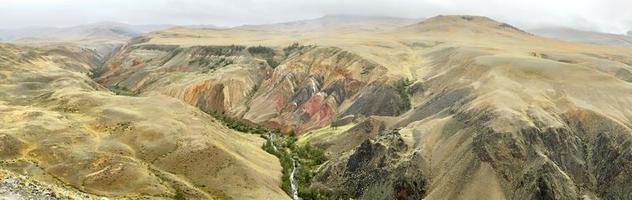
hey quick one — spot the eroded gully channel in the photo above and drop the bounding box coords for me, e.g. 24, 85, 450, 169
94, 45, 302, 200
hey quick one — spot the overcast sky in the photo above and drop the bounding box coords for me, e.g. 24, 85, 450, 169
1, 0, 631, 34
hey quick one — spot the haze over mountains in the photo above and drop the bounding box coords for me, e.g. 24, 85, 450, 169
3, 15, 631, 48
530, 26, 632, 46
1, 14, 632, 200
0, 22, 174, 62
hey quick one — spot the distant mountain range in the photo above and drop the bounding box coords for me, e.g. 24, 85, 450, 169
529, 26, 632, 46
2, 19, 630, 48
238, 14, 420, 32
0, 22, 176, 59
0, 22, 173, 41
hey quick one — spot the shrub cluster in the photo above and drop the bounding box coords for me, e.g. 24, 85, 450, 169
205, 111, 279, 135
283, 42, 310, 57
247, 45, 279, 68
395, 78, 414, 112
194, 45, 246, 56
107, 85, 135, 96
247, 46, 275, 56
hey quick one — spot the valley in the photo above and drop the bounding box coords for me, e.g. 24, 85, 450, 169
1, 14, 632, 200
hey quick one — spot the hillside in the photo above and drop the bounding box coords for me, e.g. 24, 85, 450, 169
1, 14, 632, 200
0, 43, 289, 199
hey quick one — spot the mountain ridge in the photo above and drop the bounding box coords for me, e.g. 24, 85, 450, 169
530, 26, 632, 46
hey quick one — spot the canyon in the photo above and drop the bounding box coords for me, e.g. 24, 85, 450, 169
1, 15, 632, 199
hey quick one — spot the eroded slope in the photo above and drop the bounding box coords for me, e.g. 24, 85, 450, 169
0, 43, 289, 199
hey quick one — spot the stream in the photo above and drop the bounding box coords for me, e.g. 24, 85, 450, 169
290, 158, 301, 200
267, 133, 301, 200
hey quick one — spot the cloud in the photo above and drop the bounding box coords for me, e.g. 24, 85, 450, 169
0, 0, 630, 33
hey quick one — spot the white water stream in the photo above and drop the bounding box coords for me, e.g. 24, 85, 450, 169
267, 133, 300, 200
290, 158, 301, 200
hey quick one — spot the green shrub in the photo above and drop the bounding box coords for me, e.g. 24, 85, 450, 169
204, 111, 276, 135
174, 190, 186, 200
247, 46, 275, 56
395, 78, 414, 112
107, 85, 135, 96
360, 64, 376, 75
246, 46, 280, 68
296, 144, 326, 165
194, 45, 245, 56
283, 42, 310, 57
266, 58, 280, 68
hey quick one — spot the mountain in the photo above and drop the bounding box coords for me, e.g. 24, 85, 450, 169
239, 15, 419, 33
0, 21, 173, 41
94, 15, 632, 199
2, 14, 632, 200
530, 26, 632, 46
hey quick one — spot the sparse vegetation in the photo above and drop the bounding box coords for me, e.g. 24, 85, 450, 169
205, 111, 279, 135
107, 85, 135, 96
461, 16, 475, 21
360, 64, 376, 75
266, 59, 280, 68
159, 48, 183, 66
193, 45, 245, 56
247, 45, 279, 68
247, 45, 275, 56
174, 190, 186, 200
395, 78, 414, 112
188, 56, 234, 70
135, 44, 180, 51
283, 42, 310, 57
128, 36, 151, 45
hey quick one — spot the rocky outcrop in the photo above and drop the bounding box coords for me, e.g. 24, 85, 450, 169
313, 131, 427, 200
310, 41, 632, 199
309, 117, 386, 157
243, 46, 394, 132
98, 43, 407, 132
